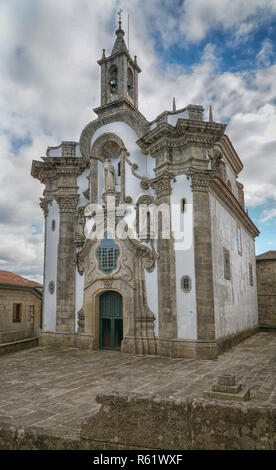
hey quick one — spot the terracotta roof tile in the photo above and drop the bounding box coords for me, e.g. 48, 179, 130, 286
0, 270, 42, 288
256, 250, 276, 260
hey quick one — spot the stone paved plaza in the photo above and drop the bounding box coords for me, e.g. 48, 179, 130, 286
0, 332, 275, 440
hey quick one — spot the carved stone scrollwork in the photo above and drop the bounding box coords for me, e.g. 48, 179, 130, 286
77, 308, 85, 333
104, 280, 113, 288
208, 148, 222, 172
141, 172, 176, 198
76, 252, 85, 276
75, 205, 86, 246
40, 198, 50, 218
187, 168, 215, 193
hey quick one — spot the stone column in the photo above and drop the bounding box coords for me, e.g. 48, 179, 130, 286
190, 170, 216, 343
56, 196, 79, 332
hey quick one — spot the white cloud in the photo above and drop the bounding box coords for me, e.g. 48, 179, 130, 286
260, 208, 276, 223
256, 39, 274, 67
0, 0, 275, 281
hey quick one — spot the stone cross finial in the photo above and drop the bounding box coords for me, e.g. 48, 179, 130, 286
173, 97, 176, 111
209, 105, 213, 122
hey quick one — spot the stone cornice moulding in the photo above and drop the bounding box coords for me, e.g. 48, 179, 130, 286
79, 110, 150, 158
187, 168, 216, 193
31, 157, 89, 184
137, 120, 226, 156
210, 176, 259, 238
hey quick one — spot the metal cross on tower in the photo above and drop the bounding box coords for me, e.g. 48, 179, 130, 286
117, 8, 123, 26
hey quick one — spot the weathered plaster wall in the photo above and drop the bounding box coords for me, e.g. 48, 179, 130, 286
44, 200, 59, 332
210, 193, 258, 339
0, 288, 41, 344
171, 175, 197, 340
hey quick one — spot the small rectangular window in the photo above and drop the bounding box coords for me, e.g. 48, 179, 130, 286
224, 248, 231, 280
237, 227, 242, 254
13, 304, 22, 323
181, 198, 186, 213
249, 263, 253, 286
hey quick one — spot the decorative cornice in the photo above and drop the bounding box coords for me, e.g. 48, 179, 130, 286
137, 119, 226, 156
31, 157, 89, 184
56, 196, 79, 214
187, 168, 216, 193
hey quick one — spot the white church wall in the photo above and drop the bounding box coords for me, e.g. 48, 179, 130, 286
47, 147, 61, 157
76, 144, 82, 157
210, 193, 258, 339
90, 122, 152, 204
77, 169, 90, 208
75, 269, 84, 332
43, 200, 59, 331
171, 175, 197, 340
167, 110, 189, 127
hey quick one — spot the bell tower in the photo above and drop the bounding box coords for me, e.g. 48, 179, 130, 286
94, 15, 141, 117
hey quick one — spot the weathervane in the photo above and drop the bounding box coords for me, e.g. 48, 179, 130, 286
117, 8, 123, 26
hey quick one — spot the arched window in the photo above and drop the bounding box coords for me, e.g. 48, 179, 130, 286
51, 220, 55, 231
127, 68, 134, 99
118, 161, 121, 177
108, 65, 118, 94
96, 233, 120, 274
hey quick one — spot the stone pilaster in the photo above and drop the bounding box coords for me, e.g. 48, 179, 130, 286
190, 169, 216, 343
157, 194, 177, 342
56, 196, 79, 332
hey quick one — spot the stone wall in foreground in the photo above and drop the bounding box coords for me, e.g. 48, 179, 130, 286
0, 392, 275, 450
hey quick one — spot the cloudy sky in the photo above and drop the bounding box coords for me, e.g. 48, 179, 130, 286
0, 0, 276, 283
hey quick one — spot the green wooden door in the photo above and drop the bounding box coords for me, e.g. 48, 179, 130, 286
99, 291, 123, 350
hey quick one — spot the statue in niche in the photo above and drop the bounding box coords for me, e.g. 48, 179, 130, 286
104, 159, 116, 192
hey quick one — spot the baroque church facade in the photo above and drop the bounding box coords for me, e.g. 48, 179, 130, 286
31, 19, 259, 359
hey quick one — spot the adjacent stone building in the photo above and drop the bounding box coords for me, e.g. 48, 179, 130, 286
31, 18, 259, 359
0, 271, 42, 345
256, 251, 276, 329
